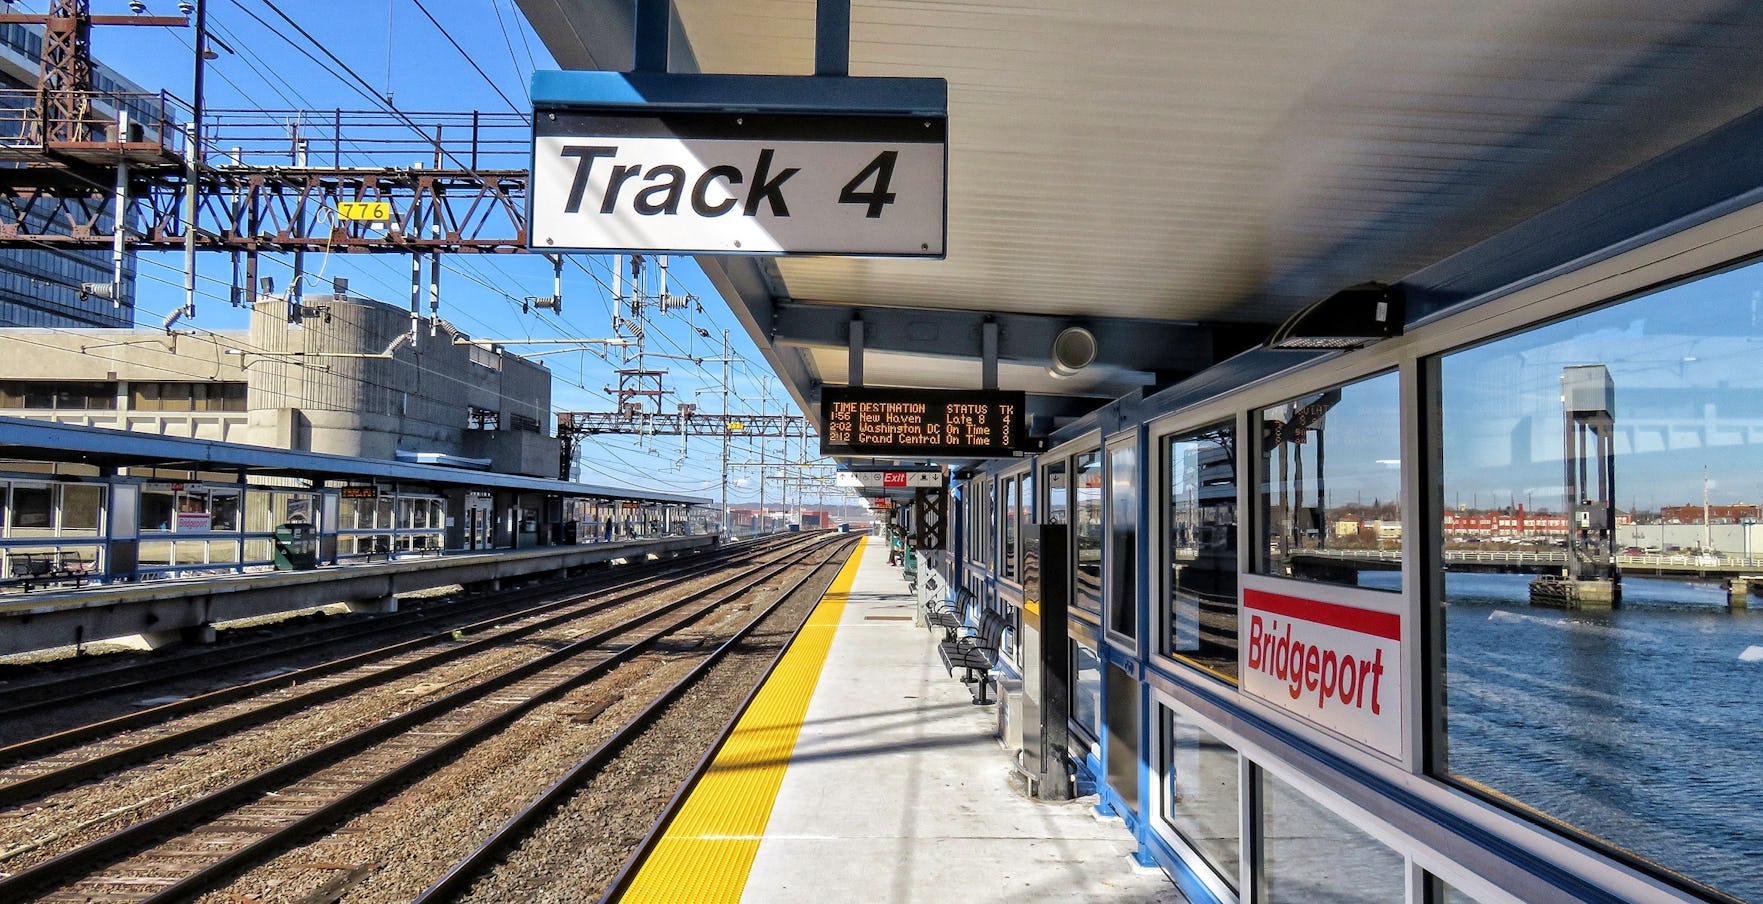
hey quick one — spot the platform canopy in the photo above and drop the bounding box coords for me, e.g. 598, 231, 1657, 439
518, 0, 1763, 461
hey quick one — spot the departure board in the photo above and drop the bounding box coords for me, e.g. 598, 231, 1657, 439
820, 388, 1026, 457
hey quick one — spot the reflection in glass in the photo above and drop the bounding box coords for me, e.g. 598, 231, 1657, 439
60, 484, 102, 534
1075, 450, 1103, 617
8, 485, 52, 534
1158, 704, 1239, 890
1260, 373, 1402, 591
1438, 265, 1763, 902
1108, 443, 1138, 639
1072, 642, 1102, 742
1002, 475, 1018, 580
1045, 459, 1068, 525
1433, 876, 1492, 904
140, 489, 174, 532
1105, 663, 1140, 811
1166, 422, 1239, 678
1262, 770, 1404, 904
211, 493, 240, 532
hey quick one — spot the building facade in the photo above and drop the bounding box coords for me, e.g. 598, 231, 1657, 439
0, 20, 144, 328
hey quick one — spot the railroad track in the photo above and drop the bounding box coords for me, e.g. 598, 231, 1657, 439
0, 534, 814, 810
422, 536, 857, 903
0, 533, 854, 902
0, 534, 795, 731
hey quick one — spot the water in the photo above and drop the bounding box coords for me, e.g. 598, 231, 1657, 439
1441, 573, 1763, 901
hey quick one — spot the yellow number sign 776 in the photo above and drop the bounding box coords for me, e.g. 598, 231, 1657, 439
337, 201, 392, 222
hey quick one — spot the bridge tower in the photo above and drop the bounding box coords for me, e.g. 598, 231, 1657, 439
1531, 364, 1620, 608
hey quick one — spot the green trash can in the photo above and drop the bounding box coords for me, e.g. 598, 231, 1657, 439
272, 522, 318, 571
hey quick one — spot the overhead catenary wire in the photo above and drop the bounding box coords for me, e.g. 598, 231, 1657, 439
18, 0, 821, 501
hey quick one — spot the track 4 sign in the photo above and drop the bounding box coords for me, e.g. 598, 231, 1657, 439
533, 114, 944, 256
529, 72, 948, 258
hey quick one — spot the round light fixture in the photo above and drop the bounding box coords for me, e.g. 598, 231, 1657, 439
1050, 326, 1097, 376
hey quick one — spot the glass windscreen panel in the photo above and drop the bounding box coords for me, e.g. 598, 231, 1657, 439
1072, 641, 1102, 742
1075, 450, 1104, 618
1045, 459, 1068, 525
1166, 421, 1239, 679
1002, 475, 1018, 581
1261, 770, 1404, 904
1157, 703, 1239, 891
1437, 264, 1763, 903
1108, 442, 1138, 640
1260, 372, 1403, 592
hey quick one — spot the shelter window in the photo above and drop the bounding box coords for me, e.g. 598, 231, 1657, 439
7, 484, 52, 533
140, 488, 175, 532
1074, 450, 1103, 618
1071, 641, 1102, 743
1001, 475, 1018, 581
60, 484, 103, 534
1155, 702, 1239, 893
1259, 372, 1402, 591
980, 479, 994, 563
1164, 421, 1239, 680
1434, 261, 1763, 903
1260, 769, 1404, 902
1043, 458, 1069, 526
1106, 440, 1138, 641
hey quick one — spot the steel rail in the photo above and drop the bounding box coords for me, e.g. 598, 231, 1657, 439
0, 536, 807, 807
0, 534, 844, 903
0, 540, 742, 722
415, 536, 860, 903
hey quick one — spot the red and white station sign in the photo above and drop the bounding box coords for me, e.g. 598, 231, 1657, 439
1239, 576, 1405, 759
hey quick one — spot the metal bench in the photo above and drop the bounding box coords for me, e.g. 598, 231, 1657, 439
938, 610, 1008, 704
924, 586, 971, 641
8, 551, 91, 591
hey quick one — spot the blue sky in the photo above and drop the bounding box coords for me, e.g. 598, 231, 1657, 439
62, 0, 845, 507
1440, 261, 1763, 512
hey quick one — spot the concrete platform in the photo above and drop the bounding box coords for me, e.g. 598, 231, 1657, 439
623, 536, 1185, 904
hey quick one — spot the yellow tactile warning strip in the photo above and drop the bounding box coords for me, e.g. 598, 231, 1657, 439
618, 537, 866, 904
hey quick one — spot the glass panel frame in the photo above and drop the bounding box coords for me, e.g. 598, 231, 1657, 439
1074, 449, 1104, 620
1259, 371, 1404, 593
1163, 419, 1241, 681
1154, 700, 1241, 895
1259, 768, 1405, 904
1106, 435, 1139, 643
1432, 262, 1763, 904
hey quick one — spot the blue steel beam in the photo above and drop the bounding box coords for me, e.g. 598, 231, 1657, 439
767, 300, 1266, 384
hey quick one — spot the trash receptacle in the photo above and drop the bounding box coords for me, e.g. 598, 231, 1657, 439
272, 522, 318, 570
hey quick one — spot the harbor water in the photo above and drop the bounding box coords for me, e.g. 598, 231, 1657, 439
1441, 572, 1763, 901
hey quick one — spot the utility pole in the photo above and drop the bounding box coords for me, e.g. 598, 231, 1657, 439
756, 379, 768, 534
720, 329, 730, 538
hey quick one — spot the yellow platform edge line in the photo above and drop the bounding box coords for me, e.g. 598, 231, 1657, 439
618, 537, 867, 904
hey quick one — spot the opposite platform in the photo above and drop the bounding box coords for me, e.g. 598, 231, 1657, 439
621, 536, 1185, 904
